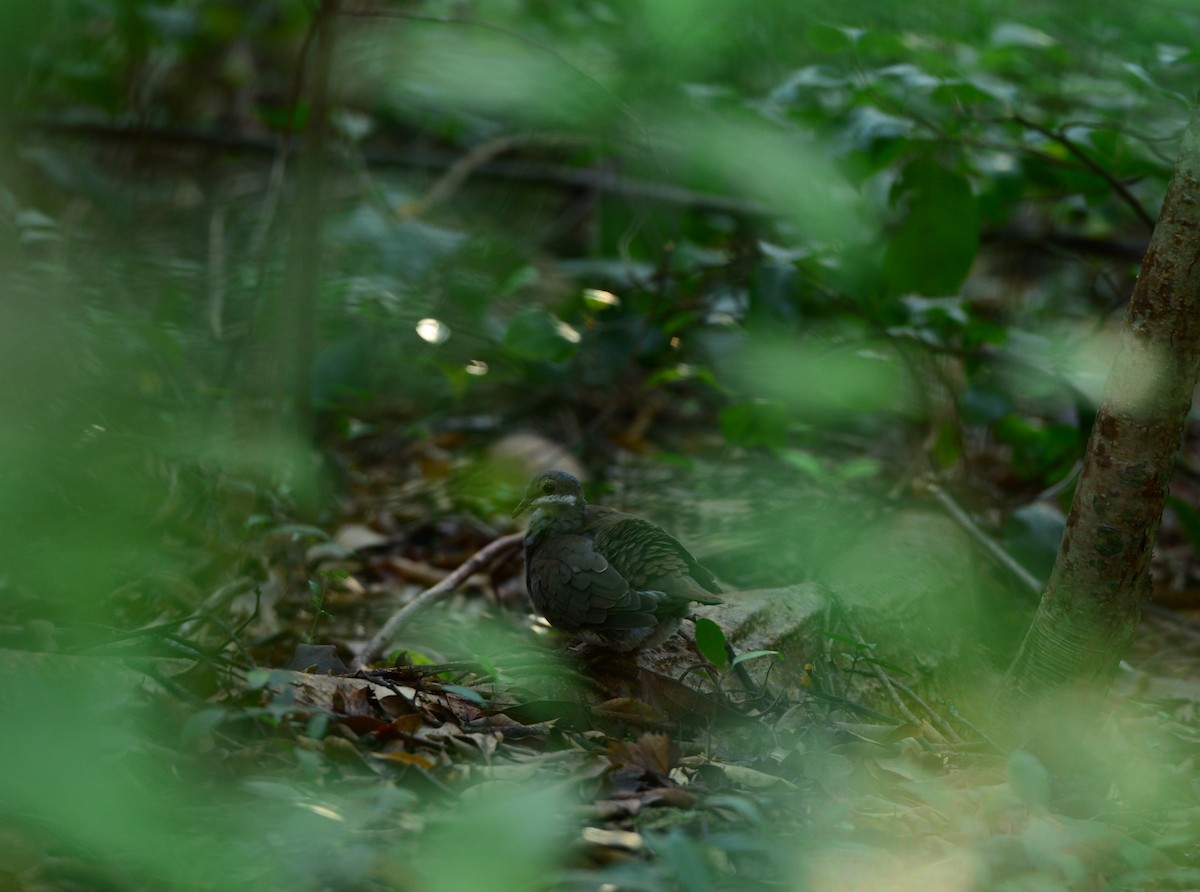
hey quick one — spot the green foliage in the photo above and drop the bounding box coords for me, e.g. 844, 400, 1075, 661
693, 616, 728, 668
883, 159, 980, 297
2, 0, 1199, 889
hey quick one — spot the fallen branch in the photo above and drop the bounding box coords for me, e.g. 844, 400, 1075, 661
350, 532, 523, 670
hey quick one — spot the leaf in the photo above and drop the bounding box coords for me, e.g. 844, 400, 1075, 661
607, 732, 678, 777
989, 22, 1057, 48
883, 159, 980, 297
593, 697, 670, 725
1122, 62, 1192, 107
268, 523, 331, 542
709, 761, 800, 790
781, 448, 826, 480
694, 617, 729, 669
373, 750, 437, 770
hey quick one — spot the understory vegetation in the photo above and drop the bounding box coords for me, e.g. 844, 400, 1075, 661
2, 0, 1199, 889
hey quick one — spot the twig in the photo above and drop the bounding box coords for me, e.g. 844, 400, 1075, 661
351, 532, 523, 670
841, 617, 932, 737
929, 480, 1142, 676
1011, 114, 1157, 231
888, 676, 964, 745
401, 132, 593, 219
939, 699, 1005, 753
206, 199, 227, 338
923, 481, 1043, 596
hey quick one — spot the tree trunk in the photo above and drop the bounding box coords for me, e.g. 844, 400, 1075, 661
995, 103, 1200, 742
276, 0, 339, 441
246, 0, 339, 452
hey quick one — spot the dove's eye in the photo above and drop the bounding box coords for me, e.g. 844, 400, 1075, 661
541, 481, 555, 494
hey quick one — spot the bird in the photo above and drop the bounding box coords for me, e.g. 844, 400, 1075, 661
512, 470, 723, 652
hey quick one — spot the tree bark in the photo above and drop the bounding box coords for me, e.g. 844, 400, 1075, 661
995, 103, 1200, 741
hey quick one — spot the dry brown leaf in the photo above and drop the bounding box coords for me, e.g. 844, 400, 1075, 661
708, 761, 800, 791
607, 733, 678, 778
592, 697, 670, 726
335, 524, 389, 551
372, 751, 437, 770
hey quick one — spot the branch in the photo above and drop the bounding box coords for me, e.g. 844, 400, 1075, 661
28, 120, 767, 218
350, 532, 523, 671
924, 482, 1043, 597
1012, 114, 1158, 232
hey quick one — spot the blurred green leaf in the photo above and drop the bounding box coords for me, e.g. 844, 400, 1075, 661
781, 448, 826, 480
416, 785, 571, 892
884, 159, 980, 297
660, 110, 863, 242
